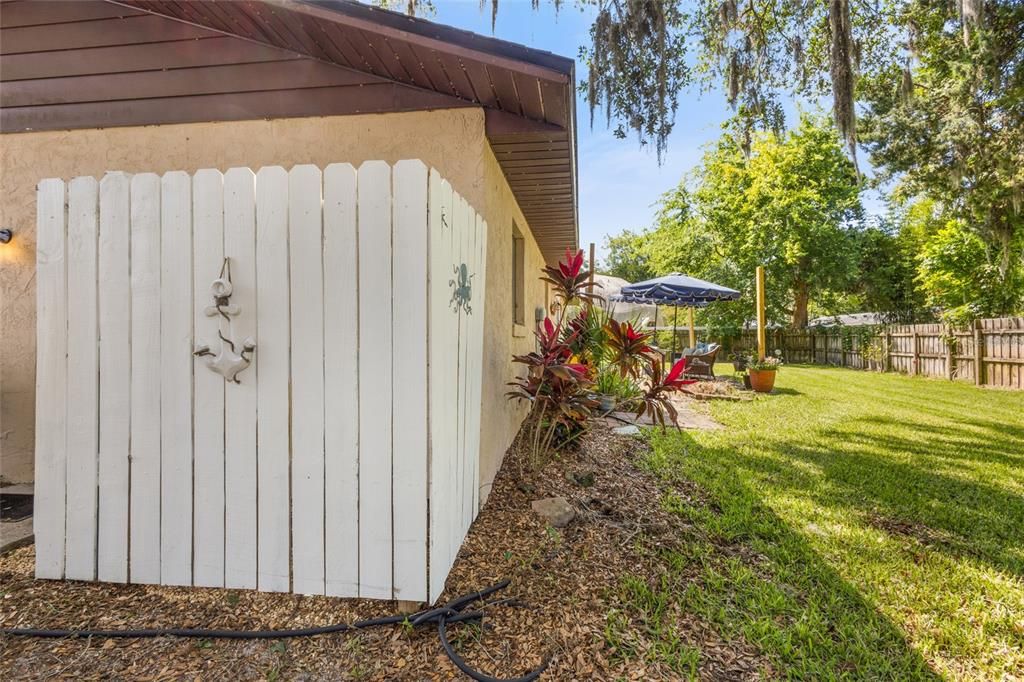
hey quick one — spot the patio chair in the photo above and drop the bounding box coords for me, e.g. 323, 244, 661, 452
679, 342, 721, 378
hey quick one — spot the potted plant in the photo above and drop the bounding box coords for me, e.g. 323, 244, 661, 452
593, 365, 644, 413
746, 355, 782, 393
594, 369, 620, 413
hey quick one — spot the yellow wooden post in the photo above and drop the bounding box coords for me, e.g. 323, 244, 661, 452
688, 307, 696, 348
755, 266, 766, 361
588, 242, 596, 294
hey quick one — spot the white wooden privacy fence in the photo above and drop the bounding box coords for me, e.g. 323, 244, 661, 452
35, 161, 488, 603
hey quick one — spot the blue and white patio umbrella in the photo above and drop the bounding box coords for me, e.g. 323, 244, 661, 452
610, 273, 741, 307
609, 273, 741, 356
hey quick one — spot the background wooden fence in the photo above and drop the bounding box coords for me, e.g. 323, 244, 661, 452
723, 317, 1024, 389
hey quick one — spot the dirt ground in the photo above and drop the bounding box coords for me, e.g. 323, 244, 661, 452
0, 420, 769, 681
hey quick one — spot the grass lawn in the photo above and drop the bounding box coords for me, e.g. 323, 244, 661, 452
639, 365, 1024, 680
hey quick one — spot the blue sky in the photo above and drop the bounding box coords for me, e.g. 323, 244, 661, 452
425, 1, 879, 260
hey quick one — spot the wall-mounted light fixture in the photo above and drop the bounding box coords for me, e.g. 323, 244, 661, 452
0, 229, 12, 244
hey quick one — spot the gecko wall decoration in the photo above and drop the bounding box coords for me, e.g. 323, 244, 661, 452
194, 257, 255, 383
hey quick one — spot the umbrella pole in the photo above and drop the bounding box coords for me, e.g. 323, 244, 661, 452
671, 307, 678, 361
688, 307, 696, 348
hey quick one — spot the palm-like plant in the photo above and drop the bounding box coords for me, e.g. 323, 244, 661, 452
630, 357, 698, 429
541, 248, 601, 304
562, 306, 609, 370
507, 316, 597, 466
604, 319, 656, 378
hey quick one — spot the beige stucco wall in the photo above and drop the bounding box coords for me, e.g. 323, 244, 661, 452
478, 141, 547, 502
0, 108, 548, 496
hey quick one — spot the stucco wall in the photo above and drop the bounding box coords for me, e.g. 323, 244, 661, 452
0, 108, 548, 495
478, 142, 547, 502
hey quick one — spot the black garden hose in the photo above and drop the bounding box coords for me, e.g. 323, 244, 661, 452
0, 579, 549, 682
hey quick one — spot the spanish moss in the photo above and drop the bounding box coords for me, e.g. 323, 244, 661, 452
829, 0, 858, 171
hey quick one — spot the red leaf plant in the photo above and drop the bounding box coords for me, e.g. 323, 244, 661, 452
630, 357, 698, 430
507, 249, 706, 467
604, 319, 656, 378
507, 316, 597, 467
541, 248, 602, 304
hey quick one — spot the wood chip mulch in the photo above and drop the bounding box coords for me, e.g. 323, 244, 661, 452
1, 424, 770, 680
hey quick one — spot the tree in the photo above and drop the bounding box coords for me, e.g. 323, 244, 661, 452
696, 116, 863, 327
850, 222, 928, 323
601, 230, 655, 282
858, 2, 1024, 317
618, 116, 863, 329
898, 198, 1024, 323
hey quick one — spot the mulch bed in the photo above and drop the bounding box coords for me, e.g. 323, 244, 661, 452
0, 424, 768, 680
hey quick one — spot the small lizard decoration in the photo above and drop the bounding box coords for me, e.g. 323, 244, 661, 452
449, 262, 474, 314
194, 258, 255, 383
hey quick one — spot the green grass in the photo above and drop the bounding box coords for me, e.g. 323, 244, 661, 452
640, 365, 1024, 680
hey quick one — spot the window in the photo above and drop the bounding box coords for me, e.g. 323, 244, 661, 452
512, 222, 525, 327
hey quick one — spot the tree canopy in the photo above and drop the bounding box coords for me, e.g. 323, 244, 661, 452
606, 116, 865, 330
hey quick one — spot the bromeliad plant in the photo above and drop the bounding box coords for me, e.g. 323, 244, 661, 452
509, 249, 699, 467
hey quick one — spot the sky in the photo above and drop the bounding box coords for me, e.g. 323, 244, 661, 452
423, 1, 882, 261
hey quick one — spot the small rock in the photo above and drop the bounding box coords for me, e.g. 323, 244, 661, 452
613, 424, 641, 436
531, 496, 575, 528
569, 470, 595, 487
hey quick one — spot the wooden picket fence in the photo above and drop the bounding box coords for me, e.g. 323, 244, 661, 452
35, 161, 487, 603
724, 318, 1024, 389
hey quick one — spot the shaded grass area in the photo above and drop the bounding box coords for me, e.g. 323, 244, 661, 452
638, 366, 1024, 680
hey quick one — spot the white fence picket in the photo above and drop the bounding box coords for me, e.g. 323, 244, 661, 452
224, 168, 258, 590
38, 161, 489, 604
357, 160, 394, 600
427, 170, 450, 602
392, 160, 429, 602
461, 208, 475, 529
323, 163, 359, 598
160, 171, 193, 587
192, 169, 225, 588
255, 166, 291, 593
454, 194, 470, 550
441, 182, 459, 572
65, 176, 99, 581
97, 172, 132, 583
289, 164, 326, 596
129, 173, 162, 585
34, 178, 67, 580
468, 215, 488, 518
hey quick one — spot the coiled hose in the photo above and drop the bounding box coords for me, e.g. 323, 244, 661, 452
0, 579, 549, 682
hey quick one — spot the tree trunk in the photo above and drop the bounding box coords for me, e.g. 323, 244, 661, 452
792, 281, 810, 328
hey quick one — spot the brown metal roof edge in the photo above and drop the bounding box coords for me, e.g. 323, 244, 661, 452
285, 0, 574, 84
567, 58, 579, 254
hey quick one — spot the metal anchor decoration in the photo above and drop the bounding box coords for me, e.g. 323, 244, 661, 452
194, 257, 255, 383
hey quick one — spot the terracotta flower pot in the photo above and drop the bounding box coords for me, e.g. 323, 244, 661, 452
748, 368, 777, 393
